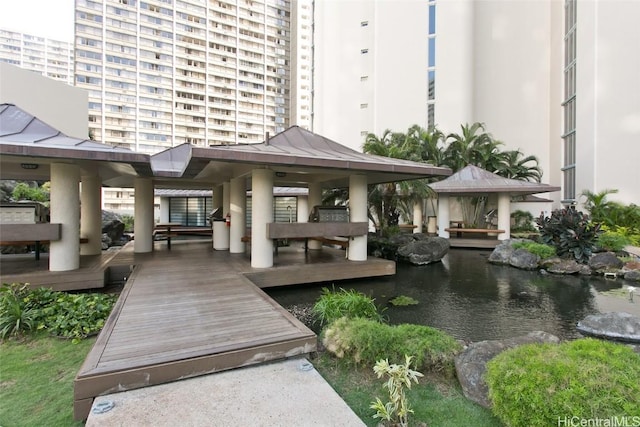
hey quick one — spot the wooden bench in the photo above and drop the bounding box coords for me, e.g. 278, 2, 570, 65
444, 227, 504, 237
0, 237, 89, 260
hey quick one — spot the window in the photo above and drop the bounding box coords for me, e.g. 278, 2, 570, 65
562, 0, 577, 203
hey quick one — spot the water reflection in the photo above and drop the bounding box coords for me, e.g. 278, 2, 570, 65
267, 249, 625, 342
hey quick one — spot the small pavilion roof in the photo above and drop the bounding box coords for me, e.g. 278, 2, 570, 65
150, 126, 452, 188
429, 165, 560, 196
0, 103, 152, 185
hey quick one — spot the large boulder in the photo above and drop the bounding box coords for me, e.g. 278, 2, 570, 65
509, 248, 540, 270
624, 270, 640, 282
454, 331, 560, 408
102, 220, 125, 245
397, 237, 450, 265
577, 312, 640, 343
543, 257, 583, 275
488, 239, 531, 265
588, 252, 623, 272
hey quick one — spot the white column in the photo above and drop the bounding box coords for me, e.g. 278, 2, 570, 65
251, 169, 274, 267
412, 199, 423, 234
213, 184, 223, 209
437, 194, 450, 238
50, 163, 80, 271
159, 197, 170, 223
348, 174, 368, 261
497, 193, 511, 240
307, 182, 322, 250
222, 182, 230, 218
80, 172, 102, 255
297, 195, 309, 223
229, 176, 246, 253
134, 177, 154, 253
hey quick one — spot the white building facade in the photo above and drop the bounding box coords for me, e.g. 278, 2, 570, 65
74, 0, 313, 154
0, 29, 74, 85
314, 0, 639, 208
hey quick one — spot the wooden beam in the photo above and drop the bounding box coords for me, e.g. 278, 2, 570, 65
267, 222, 368, 239
0, 223, 61, 241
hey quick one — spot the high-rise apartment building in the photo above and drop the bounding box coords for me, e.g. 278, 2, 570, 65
74, 0, 313, 154
314, 0, 639, 207
0, 29, 74, 85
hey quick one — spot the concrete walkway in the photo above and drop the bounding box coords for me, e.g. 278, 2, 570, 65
86, 357, 365, 427
625, 245, 640, 258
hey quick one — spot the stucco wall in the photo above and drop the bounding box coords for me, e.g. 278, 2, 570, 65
0, 63, 88, 139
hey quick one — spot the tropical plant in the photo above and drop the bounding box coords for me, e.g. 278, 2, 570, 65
312, 287, 384, 327
580, 189, 619, 224
496, 150, 542, 182
535, 208, 601, 263
363, 130, 424, 232
120, 214, 135, 232
596, 230, 632, 252
0, 283, 117, 342
581, 189, 640, 240
370, 355, 424, 427
0, 283, 35, 339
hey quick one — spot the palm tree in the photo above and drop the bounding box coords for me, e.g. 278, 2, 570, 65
496, 150, 542, 182
443, 122, 498, 172
580, 189, 619, 224
362, 129, 425, 231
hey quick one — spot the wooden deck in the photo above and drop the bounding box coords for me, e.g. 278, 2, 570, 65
66, 239, 395, 420
0, 249, 121, 290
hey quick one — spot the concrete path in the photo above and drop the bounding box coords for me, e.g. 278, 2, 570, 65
86, 357, 365, 427
625, 245, 640, 258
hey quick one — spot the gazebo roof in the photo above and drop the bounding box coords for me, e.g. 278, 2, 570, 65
150, 126, 452, 188
1, 104, 452, 189
429, 165, 560, 196
0, 103, 152, 185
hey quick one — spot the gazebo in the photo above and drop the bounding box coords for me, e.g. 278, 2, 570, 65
429, 165, 560, 241
1, 103, 453, 271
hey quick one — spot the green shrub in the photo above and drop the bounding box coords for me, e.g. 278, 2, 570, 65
312, 287, 384, 326
486, 338, 640, 427
511, 241, 556, 259
596, 230, 632, 252
11, 182, 49, 204
322, 317, 461, 374
511, 210, 536, 233
0, 283, 117, 342
536, 208, 600, 263
0, 283, 35, 339
120, 214, 135, 232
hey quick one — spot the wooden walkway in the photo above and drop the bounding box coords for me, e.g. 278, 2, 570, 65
70, 239, 394, 420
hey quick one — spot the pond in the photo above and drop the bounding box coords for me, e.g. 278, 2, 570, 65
266, 249, 635, 342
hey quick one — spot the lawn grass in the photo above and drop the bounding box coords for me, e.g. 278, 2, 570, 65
0, 334, 95, 427
313, 352, 502, 427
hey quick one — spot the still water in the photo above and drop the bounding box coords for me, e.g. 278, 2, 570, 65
267, 249, 626, 342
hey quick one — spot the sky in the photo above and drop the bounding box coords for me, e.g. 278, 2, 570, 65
0, 0, 75, 42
